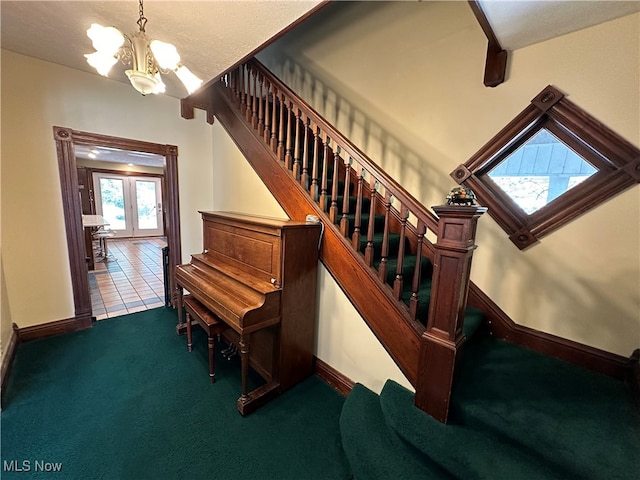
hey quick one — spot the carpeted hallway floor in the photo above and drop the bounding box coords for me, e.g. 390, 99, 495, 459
1, 307, 351, 480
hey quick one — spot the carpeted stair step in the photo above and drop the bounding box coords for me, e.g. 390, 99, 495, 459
339, 383, 451, 480
450, 332, 640, 479
461, 306, 484, 340
374, 254, 433, 289
335, 194, 371, 216
378, 379, 564, 479
358, 231, 404, 261
345, 212, 386, 238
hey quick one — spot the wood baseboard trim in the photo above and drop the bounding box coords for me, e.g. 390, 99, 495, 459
468, 283, 633, 380
17, 315, 92, 343
314, 357, 354, 397
1, 323, 20, 396
628, 349, 640, 410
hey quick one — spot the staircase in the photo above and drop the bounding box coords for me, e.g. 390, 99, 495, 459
183, 58, 488, 421
340, 328, 640, 479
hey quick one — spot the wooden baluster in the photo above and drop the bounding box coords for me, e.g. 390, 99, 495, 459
292, 107, 302, 179
301, 115, 310, 190
229, 68, 234, 103
235, 67, 240, 105
251, 68, 258, 128
234, 66, 240, 105
284, 100, 293, 169
378, 192, 392, 282
340, 158, 352, 236
270, 87, 278, 151
277, 93, 286, 161
239, 65, 246, 112
364, 178, 378, 266
263, 81, 271, 144
319, 134, 331, 212
409, 221, 426, 321
351, 168, 364, 249
245, 66, 251, 120
246, 66, 253, 122
393, 207, 409, 299
257, 73, 265, 137
229, 69, 237, 103
329, 145, 341, 224
310, 123, 320, 201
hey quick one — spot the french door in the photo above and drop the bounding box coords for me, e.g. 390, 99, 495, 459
93, 173, 164, 237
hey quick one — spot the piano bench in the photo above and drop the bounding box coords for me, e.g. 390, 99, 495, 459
183, 295, 227, 383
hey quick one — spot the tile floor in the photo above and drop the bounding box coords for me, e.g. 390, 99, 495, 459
89, 237, 167, 320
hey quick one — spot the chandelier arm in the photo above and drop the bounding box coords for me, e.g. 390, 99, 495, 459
117, 34, 134, 66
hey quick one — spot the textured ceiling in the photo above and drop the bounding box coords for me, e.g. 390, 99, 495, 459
0, 0, 325, 98
479, 0, 640, 50
2, 1, 638, 98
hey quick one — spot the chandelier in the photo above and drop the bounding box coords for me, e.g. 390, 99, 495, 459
85, 0, 202, 96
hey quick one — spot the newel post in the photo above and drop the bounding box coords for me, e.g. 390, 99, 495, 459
415, 205, 486, 423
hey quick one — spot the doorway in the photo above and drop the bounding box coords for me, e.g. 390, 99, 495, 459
54, 126, 182, 330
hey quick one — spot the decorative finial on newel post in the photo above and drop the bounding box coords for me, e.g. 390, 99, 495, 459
414, 187, 487, 423
446, 186, 477, 206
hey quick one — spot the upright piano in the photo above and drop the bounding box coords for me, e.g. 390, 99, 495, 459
175, 211, 322, 415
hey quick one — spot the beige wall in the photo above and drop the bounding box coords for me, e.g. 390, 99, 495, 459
0, 51, 215, 359
256, 2, 640, 358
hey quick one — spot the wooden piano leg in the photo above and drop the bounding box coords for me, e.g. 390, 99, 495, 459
186, 311, 193, 352
236, 331, 281, 416
208, 336, 216, 383
239, 334, 251, 404
175, 287, 186, 335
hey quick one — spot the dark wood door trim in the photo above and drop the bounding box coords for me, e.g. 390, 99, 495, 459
53, 127, 182, 331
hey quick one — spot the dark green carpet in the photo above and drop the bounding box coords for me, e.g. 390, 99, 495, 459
451, 332, 640, 480
341, 330, 640, 480
1, 308, 351, 479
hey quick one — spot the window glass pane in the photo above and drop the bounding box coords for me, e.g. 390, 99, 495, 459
489, 176, 549, 215
99, 178, 126, 229
136, 180, 158, 229
487, 129, 597, 214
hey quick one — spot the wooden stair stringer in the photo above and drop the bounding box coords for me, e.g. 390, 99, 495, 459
209, 82, 421, 386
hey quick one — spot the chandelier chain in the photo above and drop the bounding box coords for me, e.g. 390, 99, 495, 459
137, 0, 148, 32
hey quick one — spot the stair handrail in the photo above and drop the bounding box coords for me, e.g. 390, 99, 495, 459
244, 59, 440, 236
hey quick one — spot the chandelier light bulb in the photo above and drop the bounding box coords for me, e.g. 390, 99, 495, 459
175, 65, 204, 95
86, 24, 124, 55
85, 51, 118, 76
150, 40, 180, 70
153, 73, 166, 94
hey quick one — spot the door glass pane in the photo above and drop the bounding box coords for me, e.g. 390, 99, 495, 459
99, 178, 126, 230
136, 180, 158, 229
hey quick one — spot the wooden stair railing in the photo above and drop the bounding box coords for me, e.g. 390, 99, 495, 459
182, 58, 486, 422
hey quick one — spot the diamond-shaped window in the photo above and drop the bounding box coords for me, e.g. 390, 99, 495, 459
450, 85, 639, 250
487, 129, 597, 214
